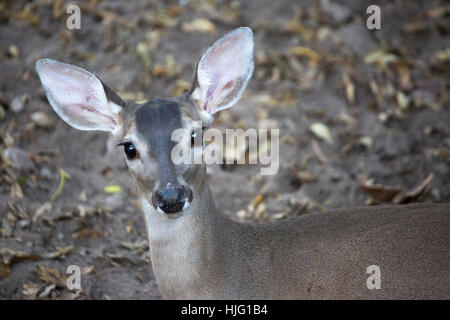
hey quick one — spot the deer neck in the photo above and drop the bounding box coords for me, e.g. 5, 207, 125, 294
140, 170, 226, 299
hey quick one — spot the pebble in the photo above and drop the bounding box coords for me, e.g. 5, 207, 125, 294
10, 95, 28, 113
320, 0, 351, 25
17, 220, 30, 229
40, 167, 53, 179
105, 193, 125, 210
335, 20, 377, 58
3, 147, 35, 170
31, 111, 55, 129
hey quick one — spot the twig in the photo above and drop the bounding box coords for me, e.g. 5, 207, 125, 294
312, 139, 327, 164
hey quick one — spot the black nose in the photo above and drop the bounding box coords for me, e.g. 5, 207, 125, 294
152, 185, 193, 214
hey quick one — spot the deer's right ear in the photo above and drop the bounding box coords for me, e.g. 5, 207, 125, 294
36, 58, 124, 134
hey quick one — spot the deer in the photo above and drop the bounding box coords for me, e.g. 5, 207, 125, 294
36, 27, 449, 299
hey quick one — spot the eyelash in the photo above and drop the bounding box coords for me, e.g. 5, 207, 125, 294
117, 142, 139, 160
191, 128, 205, 147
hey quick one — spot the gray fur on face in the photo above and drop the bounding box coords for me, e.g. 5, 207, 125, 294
135, 99, 183, 187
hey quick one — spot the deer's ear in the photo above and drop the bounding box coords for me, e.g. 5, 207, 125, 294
36, 58, 124, 134
189, 27, 254, 115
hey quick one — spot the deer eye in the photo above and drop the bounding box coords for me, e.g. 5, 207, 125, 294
118, 142, 139, 160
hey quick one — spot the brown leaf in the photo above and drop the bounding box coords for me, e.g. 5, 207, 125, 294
73, 228, 101, 239
10, 182, 23, 199
394, 173, 434, 204
182, 18, 216, 35
82, 265, 95, 275
22, 283, 41, 299
12, 5, 40, 26
1, 248, 39, 265
152, 55, 180, 78
360, 176, 403, 202
52, 0, 63, 18
42, 246, 73, 259
121, 240, 149, 252
35, 265, 67, 288
298, 171, 318, 183
342, 74, 355, 105
283, 20, 314, 40
290, 46, 320, 65
79, 4, 137, 30
0, 263, 11, 279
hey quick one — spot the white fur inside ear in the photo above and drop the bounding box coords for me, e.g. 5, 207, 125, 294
36, 58, 120, 132
192, 27, 254, 115
199, 110, 213, 127
108, 101, 122, 115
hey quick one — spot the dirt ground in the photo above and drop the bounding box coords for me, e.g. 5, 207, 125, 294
0, 0, 449, 299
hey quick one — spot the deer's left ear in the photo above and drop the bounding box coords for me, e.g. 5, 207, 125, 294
189, 27, 254, 116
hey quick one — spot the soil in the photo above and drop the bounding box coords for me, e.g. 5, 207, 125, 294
0, 0, 448, 299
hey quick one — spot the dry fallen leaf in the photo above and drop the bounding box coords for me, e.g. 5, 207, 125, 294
182, 18, 216, 34
435, 47, 450, 62
33, 202, 52, 222
171, 79, 191, 97
396, 92, 410, 110
298, 171, 318, 183
22, 282, 41, 299
136, 42, 151, 69
0, 263, 11, 279
8, 45, 20, 59
121, 240, 149, 252
38, 284, 56, 299
42, 246, 73, 259
310, 123, 333, 144
253, 94, 279, 107
341, 74, 355, 105
31, 111, 55, 129
117, 91, 146, 104
290, 46, 320, 65
82, 265, 95, 275
1, 248, 39, 265
394, 173, 434, 204
153, 55, 180, 78
35, 265, 67, 288
360, 173, 434, 204
283, 19, 314, 40
10, 183, 23, 199
365, 49, 398, 71
73, 228, 101, 239
12, 4, 40, 26
360, 180, 403, 202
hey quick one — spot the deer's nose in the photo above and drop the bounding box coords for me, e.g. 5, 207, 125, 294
152, 185, 193, 214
